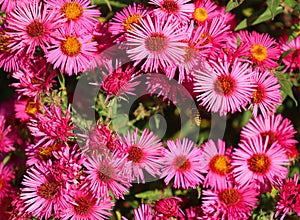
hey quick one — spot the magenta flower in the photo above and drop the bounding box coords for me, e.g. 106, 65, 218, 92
45, 27, 98, 75
160, 138, 204, 189
0, 115, 14, 153
134, 204, 153, 220
120, 128, 163, 183
149, 0, 194, 22
61, 188, 113, 220
0, 163, 14, 202
6, 1, 64, 55
126, 14, 186, 72
240, 114, 298, 155
201, 139, 233, 190
46, 0, 100, 33
192, 0, 219, 24
14, 98, 39, 122
232, 135, 290, 191
83, 151, 131, 199
194, 58, 254, 116
249, 68, 282, 117
202, 182, 259, 220
0, 0, 28, 13
154, 197, 183, 218
281, 35, 300, 73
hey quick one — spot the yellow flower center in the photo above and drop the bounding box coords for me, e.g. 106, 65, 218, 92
219, 188, 240, 206
0, 31, 12, 52
61, 36, 81, 57
26, 20, 45, 38
248, 153, 270, 174
251, 44, 267, 62
214, 75, 235, 95
209, 154, 231, 175
193, 8, 208, 22
25, 101, 38, 115
61, 2, 83, 20
38, 145, 58, 161
123, 14, 141, 31
252, 85, 265, 104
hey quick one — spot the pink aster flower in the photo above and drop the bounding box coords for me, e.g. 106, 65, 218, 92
134, 204, 153, 220
193, 58, 254, 116
0, 0, 28, 13
11, 57, 57, 100
275, 174, 300, 220
281, 35, 300, 73
20, 164, 70, 219
154, 197, 183, 219
28, 105, 74, 148
14, 98, 39, 122
46, 0, 100, 33
249, 68, 282, 117
120, 128, 163, 183
45, 27, 98, 75
202, 182, 259, 220
6, 1, 64, 55
160, 138, 204, 189
232, 135, 290, 191
0, 163, 14, 202
83, 151, 131, 199
0, 115, 14, 153
238, 30, 281, 70
240, 114, 298, 155
60, 188, 113, 220
201, 139, 233, 190
110, 3, 148, 37
192, 0, 219, 24
126, 14, 186, 72
149, 0, 194, 22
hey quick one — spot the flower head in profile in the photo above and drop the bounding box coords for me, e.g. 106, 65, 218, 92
281, 35, 300, 73
275, 174, 300, 220
201, 139, 233, 190
161, 138, 204, 189
83, 151, 131, 199
120, 128, 163, 183
249, 68, 282, 117
194, 58, 254, 116
126, 14, 186, 72
202, 182, 259, 220
46, 0, 100, 33
60, 188, 113, 220
154, 197, 183, 218
6, 1, 64, 55
240, 114, 298, 155
149, 0, 194, 22
0, 115, 15, 153
232, 135, 290, 191
45, 27, 97, 75
239, 30, 281, 70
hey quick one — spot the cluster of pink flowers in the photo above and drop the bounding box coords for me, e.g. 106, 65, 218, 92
0, 0, 299, 219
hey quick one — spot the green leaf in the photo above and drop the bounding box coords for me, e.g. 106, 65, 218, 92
234, 18, 248, 31
92, 0, 127, 8
226, 0, 244, 12
252, 6, 283, 26
284, 0, 298, 8
267, 0, 281, 20
275, 72, 298, 106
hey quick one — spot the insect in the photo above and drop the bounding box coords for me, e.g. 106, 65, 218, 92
194, 110, 202, 126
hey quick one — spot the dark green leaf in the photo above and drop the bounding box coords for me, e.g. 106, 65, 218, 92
284, 0, 298, 8
226, 0, 244, 12
267, 0, 281, 20
92, 0, 127, 8
252, 6, 283, 26
234, 18, 248, 31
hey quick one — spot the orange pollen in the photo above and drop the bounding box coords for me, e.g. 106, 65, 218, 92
73, 197, 93, 215
145, 33, 168, 53
251, 44, 267, 62
123, 14, 141, 31
252, 85, 265, 103
98, 164, 114, 183
214, 75, 235, 95
26, 20, 45, 38
38, 145, 58, 161
174, 155, 191, 171
219, 188, 240, 206
61, 2, 83, 20
193, 8, 208, 22
25, 101, 38, 115
161, 0, 179, 13
128, 146, 144, 163
209, 154, 231, 175
61, 36, 81, 57
0, 31, 12, 52
248, 153, 271, 174
38, 181, 60, 200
